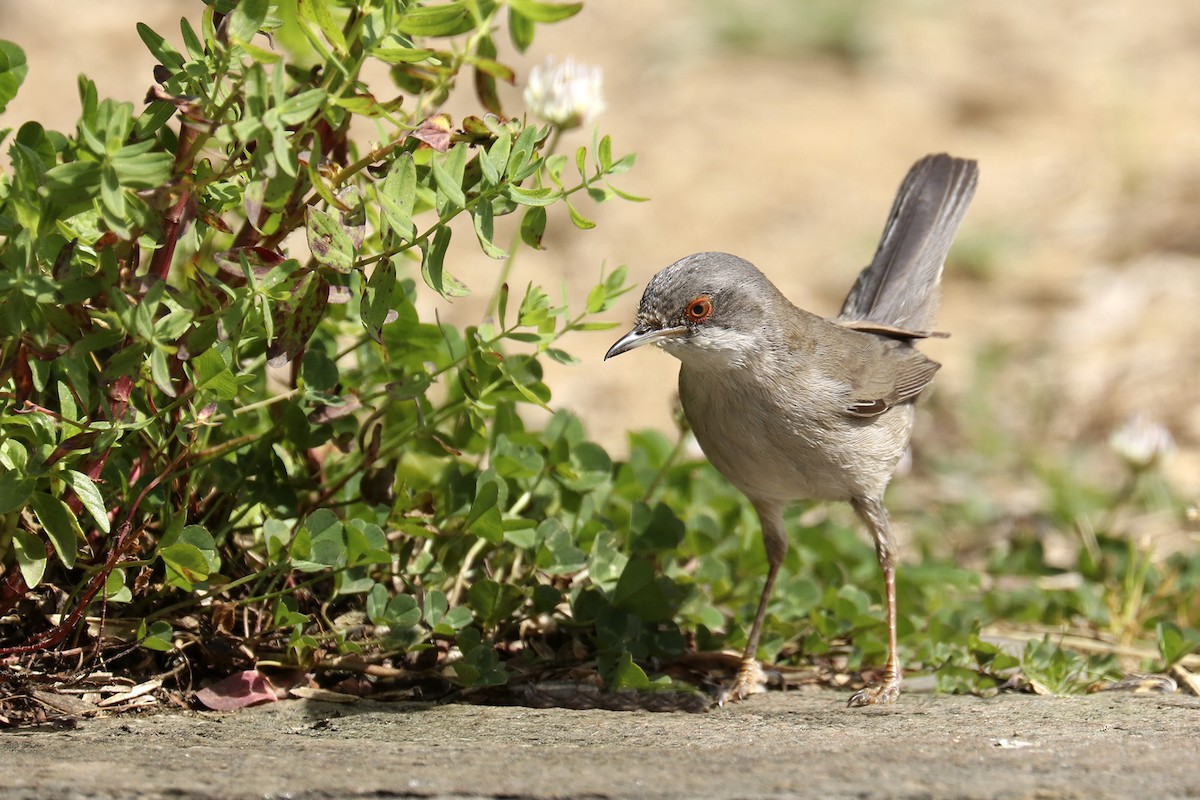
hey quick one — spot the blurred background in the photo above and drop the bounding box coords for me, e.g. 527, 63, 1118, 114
4, 0, 1197, 534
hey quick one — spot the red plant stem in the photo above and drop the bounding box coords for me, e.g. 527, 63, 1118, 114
147, 123, 200, 280
0, 443, 190, 658
0, 521, 139, 657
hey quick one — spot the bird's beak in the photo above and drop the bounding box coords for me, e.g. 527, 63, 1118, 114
604, 325, 686, 360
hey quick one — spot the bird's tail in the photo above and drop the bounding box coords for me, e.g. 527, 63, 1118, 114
837, 154, 978, 333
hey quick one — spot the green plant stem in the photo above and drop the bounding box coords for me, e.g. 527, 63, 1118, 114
449, 536, 489, 607
643, 429, 690, 504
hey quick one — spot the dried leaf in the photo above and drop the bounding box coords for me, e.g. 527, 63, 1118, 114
195, 670, 279, 711
268, 272, 329, 367
411, 114, 453, 152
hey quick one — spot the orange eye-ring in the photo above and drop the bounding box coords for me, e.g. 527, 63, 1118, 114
684, 295, 713, 323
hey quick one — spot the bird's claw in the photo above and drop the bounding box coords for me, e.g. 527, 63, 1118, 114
846, 677, 901, 708
717, 659, 769, 706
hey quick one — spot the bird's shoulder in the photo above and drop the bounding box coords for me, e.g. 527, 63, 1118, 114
783, 317, 940, 418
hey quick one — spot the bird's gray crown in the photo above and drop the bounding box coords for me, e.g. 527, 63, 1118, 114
636, 252, 788, 330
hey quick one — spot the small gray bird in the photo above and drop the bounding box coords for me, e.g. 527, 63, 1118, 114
605, 154, 979, 705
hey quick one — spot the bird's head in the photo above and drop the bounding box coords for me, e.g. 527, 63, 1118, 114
604, 252, 789, 368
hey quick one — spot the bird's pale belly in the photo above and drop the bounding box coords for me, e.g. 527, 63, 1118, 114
679, 366, 912, 505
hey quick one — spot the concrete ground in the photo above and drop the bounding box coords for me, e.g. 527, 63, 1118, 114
4, 689, 1199, 799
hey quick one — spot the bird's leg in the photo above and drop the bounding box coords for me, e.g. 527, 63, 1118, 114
848, 496, 902, 707
723, 502, 787, 703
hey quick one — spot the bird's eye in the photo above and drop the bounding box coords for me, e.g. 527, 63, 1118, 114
684, 295, 713, 323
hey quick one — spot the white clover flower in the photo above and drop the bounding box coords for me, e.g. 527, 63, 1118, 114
1109, 413, 1173, 471
523, 56, 605, 129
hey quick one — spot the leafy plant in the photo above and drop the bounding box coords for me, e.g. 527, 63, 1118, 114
0, 0, 645, 686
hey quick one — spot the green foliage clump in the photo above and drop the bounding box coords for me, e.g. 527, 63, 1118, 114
0, 0, 656, 687
1, 1, 1196, 708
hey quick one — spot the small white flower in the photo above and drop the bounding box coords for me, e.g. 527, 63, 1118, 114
523, 56, 605, 129
1109, 413, 1173, 471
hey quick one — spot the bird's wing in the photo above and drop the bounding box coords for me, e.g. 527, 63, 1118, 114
842, 344, 941, 419
831, 319, 950, 341
838, 154, 979, 332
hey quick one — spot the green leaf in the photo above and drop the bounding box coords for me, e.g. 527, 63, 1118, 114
0, 40, 29, 114
191, 348, 240, 400
63, 470, 110, 534
362, 257, 399, 342
42, 160, 102, 198
11, 529, 46, 588
345, 520, 389, 566
509, 0, 583, 23
507, 8, 535, 52
138, 620, 175, 652
1157, 621, 1200, 668
424, 589, 450, 627
519, 205, 547, 250
606, 182, 649, 202
398, 2, 474, 37
420, 226, 469, 297
564, 198, 596, 229
263, 518, 292, 561
371, 39, 436, 64
544, 347, 579, 365
596, 134, 613, 170
611, 651, 651, 690
453, 627, 509, 686
506, 123, 542, 179
298, 0, 347, 54
472, 201, 507, 259
275, 596, 309, 628
179, 17, 204, 60
432, 146, 468, 210
305, 207, 355, 273
505, 184, 558, 207
367, 583, 421, 627
268, 272, 330, 367
588, 531, 627, 593
466, 476, 503, 542
99, 164, 126, 222
239, 37, 282, 64
301, 348, 339, 392
485, 130, 512, 182
538, 519, 587, 574
226, 0, 270, 44
174, 524, 221, 573
105, 569, 132, 602
276, 88, 326, 125
612, 558, 672, 622
574, 145, 589, 182
30, 492, 83, 569
0, 470, 34, 514
585, 282, 607, 314
496, 282, 510, 328
629, 502, 684, 555
304, 508, 346, 568
159, 542, 211, 585
136, 24, 185, 71
467, 578, 524, 627
557, 441, 612, 492
378, 155, 416, 240
149, 348, 177, 398
608, 150, 637, 174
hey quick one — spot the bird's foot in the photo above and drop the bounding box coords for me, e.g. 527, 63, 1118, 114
846, 675, 901, 707
717, 659, 769, 705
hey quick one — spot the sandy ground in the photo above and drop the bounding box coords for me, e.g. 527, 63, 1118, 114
5, 690, 1200, 799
